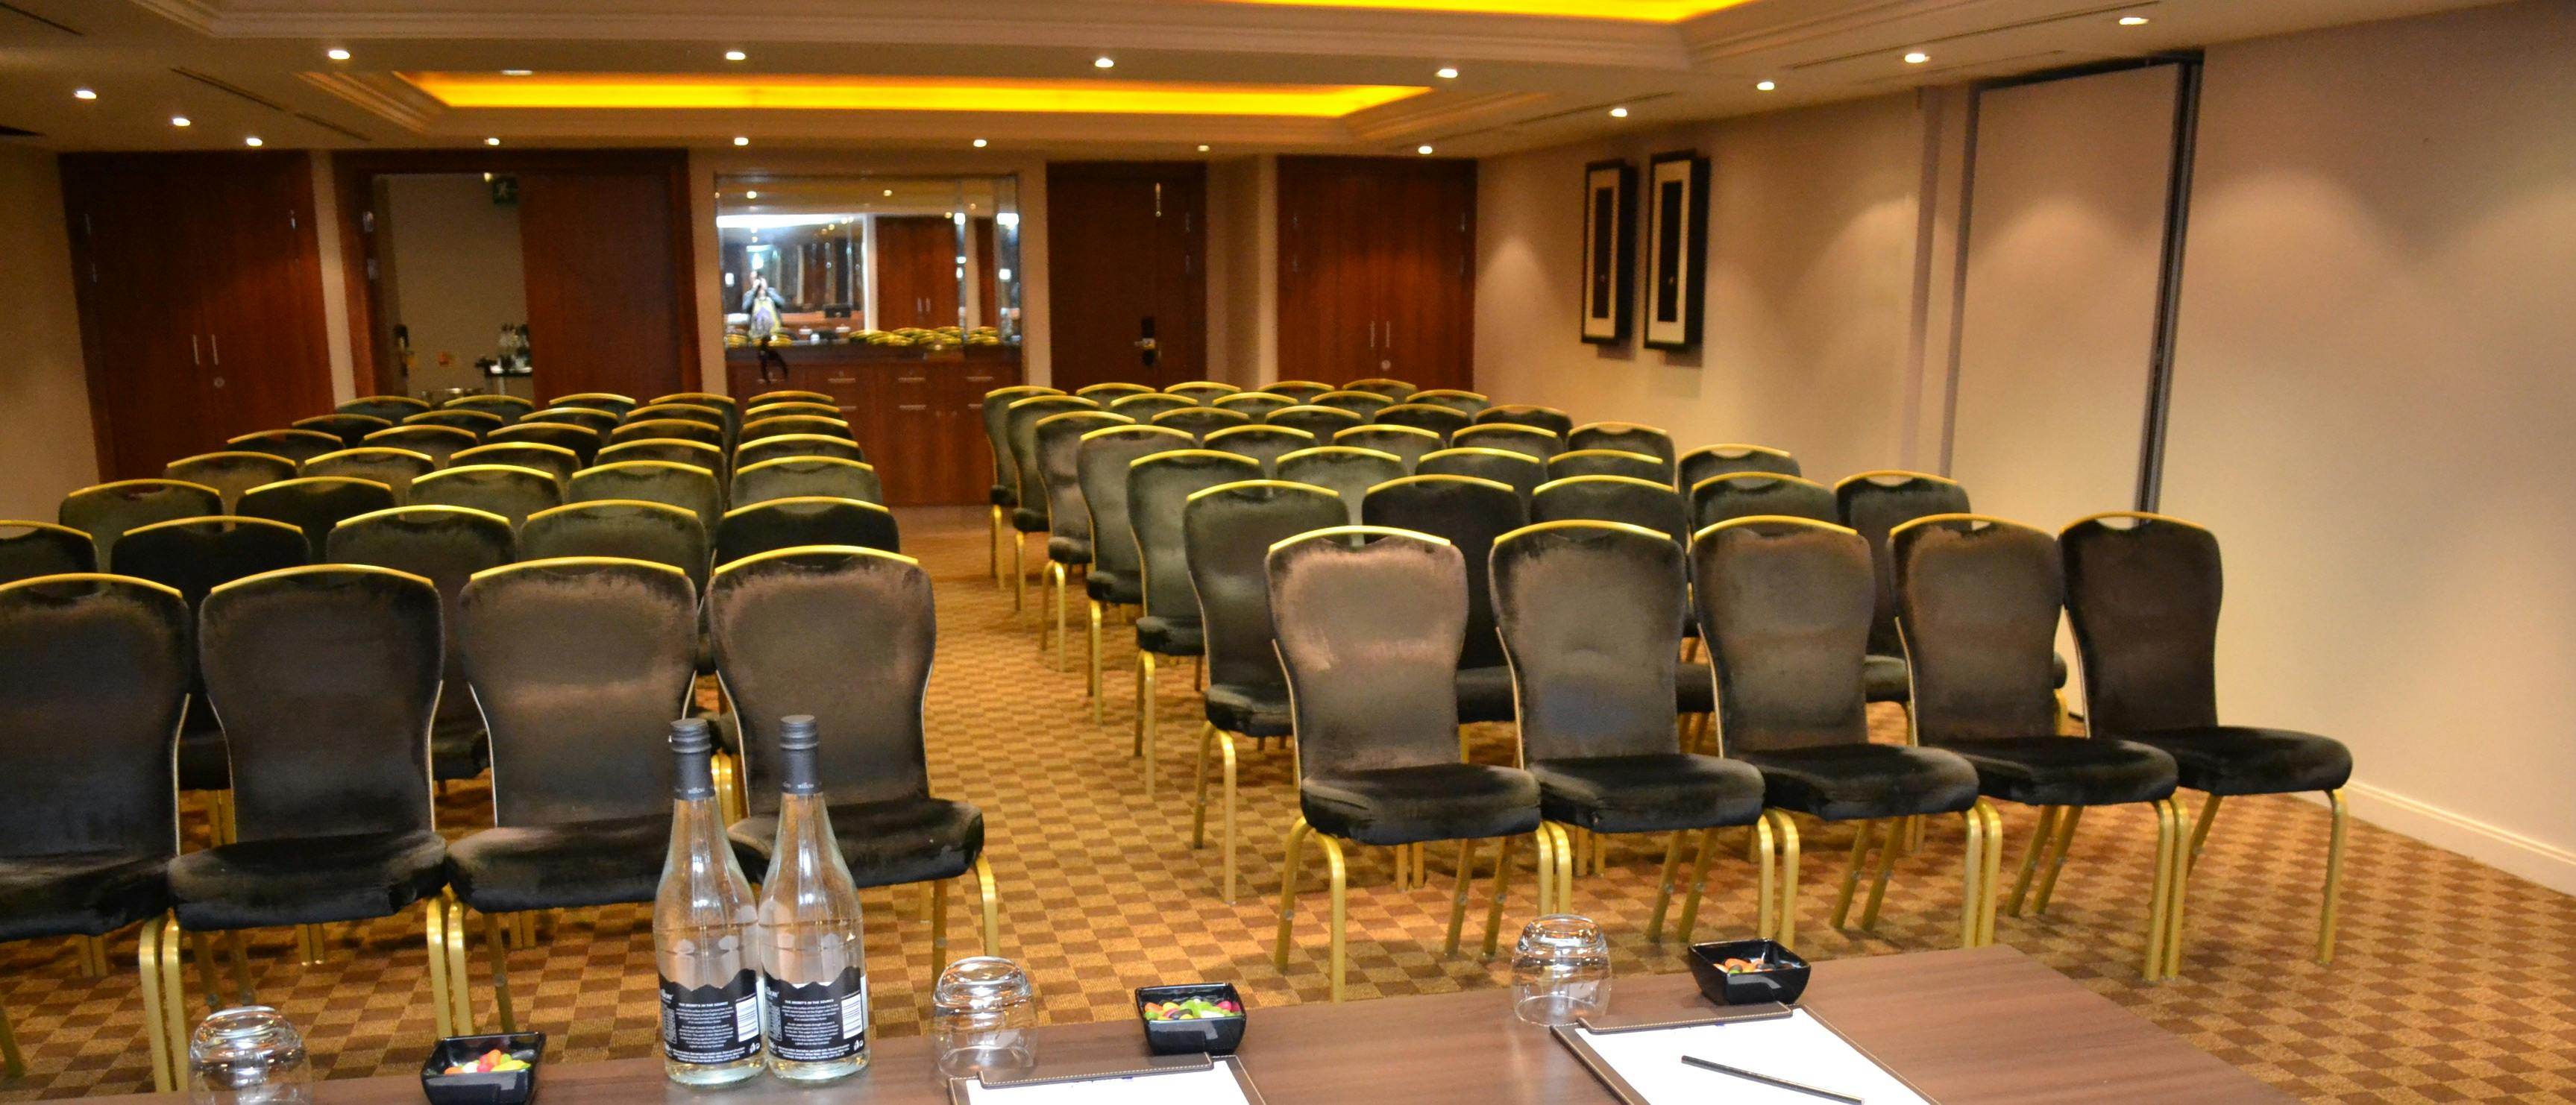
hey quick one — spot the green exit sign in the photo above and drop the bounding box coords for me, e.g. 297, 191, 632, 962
489, 174, 519, 206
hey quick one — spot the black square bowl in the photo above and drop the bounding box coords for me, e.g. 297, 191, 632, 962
420, 1031, 545, 1105
1134, 983, 1247, 1056
1686, 939, 1811, 1006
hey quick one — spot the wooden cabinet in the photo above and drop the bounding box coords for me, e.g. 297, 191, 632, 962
872, 215, 962, 330
60, 152, 335, 480
726, 344, 1020, 506
1277, 157, 1476, 392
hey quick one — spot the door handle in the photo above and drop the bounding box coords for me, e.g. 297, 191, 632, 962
897, 403, 928, 412
190, 335, 201, 365
1380, 321, 1390, 350
1367, 321, 1377, 349
209, 333, 220, 365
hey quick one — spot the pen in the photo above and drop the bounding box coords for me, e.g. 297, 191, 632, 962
1679, 1054, 1865, 1104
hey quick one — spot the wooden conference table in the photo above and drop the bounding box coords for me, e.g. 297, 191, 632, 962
101, 945, 2286, 1104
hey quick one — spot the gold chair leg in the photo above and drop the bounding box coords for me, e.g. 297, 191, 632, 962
1958, 804, 1987, 949
1979, 800, 2003, 947
1830, 820, 1876, 929
2316, 789, 2347, 965
2005, 806, 2061, 916
482, 913, 518, 1033
1391, 845, 1408, 892
1549, 824, 1577, 915
2141, 798, 2179, 982
442, 895, 472, 1035
974, 855, 1002, 957
1272, 818, 1311, 972
2187, 794, 2224, 871
1052, 564, 1071, 670
2164, 797, 2190, 980
1568, 826, 1588, 878
1011, 532, 1026, 613
1137, 652, 1160, 799
191, 933, 219, 1014
136, 921, 167, 1090
426, 895, 456, 1040
0, 996, 22, 1083
1857, 809, 1904, 930
1443, 838, 1481, 956
1319, 835, 1349, 1003
1191, 723, 1218, 849
929, 877, 950, 969
2032, 805, 2085, 916
1647, 830, 1686, 942
224, 931, 254, 1007
142, 915, 187, 1092
1221, 733, 1240, 904
1087, 599, 1105, 720
1768, 811, 1802, 951
1481, 832, 1518, 957
1751, 815, 1778, 942
1674, 826, 1720, 943
709, 752, 743, 826
71, 934, 106, 978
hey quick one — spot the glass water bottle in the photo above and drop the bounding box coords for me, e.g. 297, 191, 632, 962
757, 714, 870, 1081
653, 718, 763, 1086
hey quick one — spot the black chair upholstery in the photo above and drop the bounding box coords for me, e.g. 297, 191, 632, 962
1471, 404, 1574, 438
1109, 393, 1196, 421
304, 447, 436, 500
522, 500, 709, 594
1530, 476, 1688, 544
60, 480, 223, 569
328, 506, 517, 783
292, 414, 394, 447
1266, 404, 1364, 440
737, 434, 864, 470
1205, 424, 1315, 476
1129, 451, 1263, 659
1838, 470, 1972, 694
0, 574, 189, 944
1452, 423, 1563, 462
1075, 426, 1193, 608
611, 418, 726, 448
1214, 392, 1294, 418
1566, 423, 1677, 476
594, 439, 726, 482
172, 567, 447, 931
1166, 381, 1240, 403
1260, 380, 1333, 402
1007, 396, 1102, 532
1309, 391, 1396, 418
571, 460, 724, 532
1034, 411, 1131, 565
449, 558, 697, 913
711, 548, 985, 889
1495, 522, 1765, 834
1187, 482, 1348, 740
116, 517, 310, 793
166, 453, 298, 512
982, 387, 1061, 510
1150, 406, 1250, 441
0, 522, 94, 585
519, 408, 619, 437
1417, 447, 1545, 501
1362, 475, 1526, 722
1689, 473, 1836, 532
226, 429, 345, 465
1547, 449, 1666, 483
445, 394, 535, 424
339, 395, 430, 423
1333, 424, 1442, 469
1406, 389, 1489, 415
239, 477, 398, 559
1340, 378, 1416, 400
1372, 403, 1470, 440
732, 456, 883, 507
1275, 447, 1404, 526
409, 465, 561, 529
743, 415, 855, 444
716, 497, 899, 564
404, 409, 505, 438
1075, 382, 1154, 401
1679, 444, 1801, 491
484, 422, 602, 465
365, 425, 480, 466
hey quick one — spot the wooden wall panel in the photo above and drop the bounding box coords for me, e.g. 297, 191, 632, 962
516, 168, 688, 402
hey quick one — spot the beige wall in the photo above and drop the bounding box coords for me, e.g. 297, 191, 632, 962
0, 147, 100, 519
1207, 155, 1278, 387
2164, 0, 2576, 890
379, 174, 528, 396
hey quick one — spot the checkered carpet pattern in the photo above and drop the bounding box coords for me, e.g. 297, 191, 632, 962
4, 506, 2571, 1101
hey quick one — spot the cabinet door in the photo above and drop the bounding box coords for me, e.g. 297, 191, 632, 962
873, 216, 959, 330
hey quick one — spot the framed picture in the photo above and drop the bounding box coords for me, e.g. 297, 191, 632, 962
1642, 149, 1710, 351
1580, 159, 1636, 344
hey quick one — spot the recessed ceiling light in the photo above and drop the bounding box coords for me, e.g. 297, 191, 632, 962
882, 189, 894, 196
723, 50, 747, 62
244, 136, 263, 147
1903, 51, 1929, 64
483, 136, 500, 145
744, 189, 758, 199
326, 48, 351, 61
2118, 15, 2149, 25
1197, 144, 1210, 151
1755, 80, 1776, 92
73, 87, 97, 100
1436, 67, 1459, 80
1094, 56, 1116, 69
1416, 144, 1434, 154
170, 116, 191, 128
732, 136, 750, 145
1609, 106, 1628, 118
502, 69, 535, 76
973, 137, 989, 148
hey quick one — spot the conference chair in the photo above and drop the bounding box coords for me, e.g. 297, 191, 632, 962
225, 429, 344, 465
1494, 521, 1770, 936
237, 477, 396, 559
489, 421, 605, 465
745, 388, 832, 407
1452, 423, 1563, 462
744, 401, 842, 424
1333, 424, 1442, 469
0, 521, 92, 585
1126, 450, 1263, 796
597, 440, 726, 487
1418, 446, 1545, 500
1266, 404, 1365, 441
1205, 424, 1315, 476
1530, 475, 1687, 544
1005, 395, 1104, 609
1892, 514, 2185, 981
113, 516, 307, 830
1075, 382, 1154, 401
2060, 512, 2354, 967
742, 415, 855, 444
716, 497, 900, 564
1166, 381, 1240, 403
168, 567, 450, 1031
403, 409, 505, 438
709, 547, 1002, 967
0, 574, 191, 1089
327, 506, 518, 785
1181, 480, 1348, 902
521, 500, 710, 597
1689, 472, 1837, 531
1259, 380, 1333, 402
611, 418, 725, 449
1275, 446, 1404, 525
1362, 475, 1526, 726
409, 465, 561, 529
1692, 516, 1995, 952
165, 453, 295, 512
1151, 406, 1250, 441
60, 480, 222, 569
517, 408, 618, 438
1548, 449, 1667, 484
732, 456, 884, 507
1214, 392, 1294, 418
443, 394, 534, 423
984, 387, 1061, 586
303, 447, 436, 500
1567, 422, 1677, 479
737, 433, 864, 470
338, 395, 430, 423
1073, 426, 1195, 717
1372, 403, 1471, 441
655, 393, 741, 441
1033, 410, 1133, 667
571, 460, 725, 533
1341, 378, 1416, 401
1309, 390, 1396, 418
1678, 444, 1800, 491
443, 557, 700, 1032
1838, 470, 1972, 705
1268, 528, 1547, 1002
292, 413, 394, 447
626, 403, 729, 429
1110, 392, 1195, 421
366, 425, 480, 466
458, 441, 586, 491
547, 392, 636, 418
1407, 388, 1489, 416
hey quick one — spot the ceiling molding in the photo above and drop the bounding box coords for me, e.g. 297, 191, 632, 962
1677, 0, 1995, 65
1344, 89, 1556, 141
124, 0, 219, 34
297, 71, 439, 132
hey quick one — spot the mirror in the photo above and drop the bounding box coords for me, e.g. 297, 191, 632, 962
716, 174, 1021, 350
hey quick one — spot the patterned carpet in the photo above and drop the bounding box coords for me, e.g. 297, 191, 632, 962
4, 505, 2572, 1101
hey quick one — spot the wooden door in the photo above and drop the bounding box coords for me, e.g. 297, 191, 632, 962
1380, 164, 1476, 392
1277, 157, 1477, 391
1044, 161, 1207, 390
518, 167, 689, 402
197, 154, 336, 441
873, 216, 961, 330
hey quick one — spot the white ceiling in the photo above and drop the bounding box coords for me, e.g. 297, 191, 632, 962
0, 0, 2502, 157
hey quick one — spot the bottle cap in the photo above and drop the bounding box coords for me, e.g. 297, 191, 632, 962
779, 714, 820, 751
669, 717, 713, 755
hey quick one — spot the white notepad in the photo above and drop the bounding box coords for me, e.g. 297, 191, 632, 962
1567, 1010, 1932, 1105
958, 1060, 1258, 1105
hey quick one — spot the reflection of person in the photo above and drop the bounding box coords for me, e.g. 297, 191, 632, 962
743, 274, 790, 383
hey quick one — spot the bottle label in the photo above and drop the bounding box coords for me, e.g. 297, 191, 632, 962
761, 967, 867, 1062
659, 969, 762, 1065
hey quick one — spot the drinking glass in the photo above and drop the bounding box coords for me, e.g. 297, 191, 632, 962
931, 957, 1038, 1079
188, 1006, 312, 1104
1511, 914, 1612, 1026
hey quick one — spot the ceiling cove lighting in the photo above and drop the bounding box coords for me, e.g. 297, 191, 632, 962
327, 48, 351, 61
1903, 51, 1929, 63
1755, 79, 1776, 91
1216, 0, 1752, 21
483, 136, 501, 145
73, 87, 97, 100
502, 69, 535, 76
401, 73, 1429, 117
1416, 144, 1434, 154
2118, 15, 2149, 25
1197, 144, 1211, 151
972, 137, 989, 147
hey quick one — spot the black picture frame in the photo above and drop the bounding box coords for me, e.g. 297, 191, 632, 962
1580, 159, 1636, 345
1642, 149, 1710, 351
